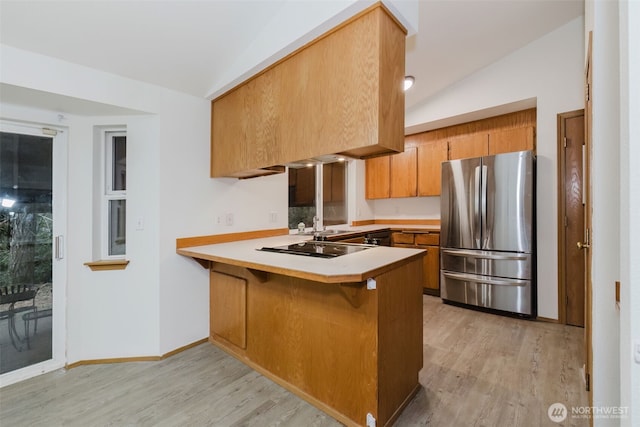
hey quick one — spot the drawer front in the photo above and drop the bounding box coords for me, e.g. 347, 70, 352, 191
415, 233, 439, 246
392, 232, 415, 245
339, 236, 366, 244
441, 248, 532, 280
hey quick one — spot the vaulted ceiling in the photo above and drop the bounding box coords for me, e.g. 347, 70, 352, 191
0, 0, 583, 113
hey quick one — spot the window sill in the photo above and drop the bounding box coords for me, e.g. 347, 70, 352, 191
84, 259, 130, 271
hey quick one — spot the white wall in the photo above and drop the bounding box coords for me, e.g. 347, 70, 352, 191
619, 1, 640, 425
382, 17, 584, 320
0, 45, 288, 361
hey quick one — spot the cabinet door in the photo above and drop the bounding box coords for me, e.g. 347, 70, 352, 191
365, 156, 391, 199
210, 271, 247, 349
488, 126, 535, 155
422, 245, 440, 294
390, 146, 417, 198
417, 139, 448, 196
448, 133, 489, 160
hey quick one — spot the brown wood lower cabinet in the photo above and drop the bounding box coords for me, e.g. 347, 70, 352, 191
392, 231, 440, 296
208, 259, 423, 427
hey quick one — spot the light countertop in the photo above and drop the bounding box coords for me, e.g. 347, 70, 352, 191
177, 232, 426, 284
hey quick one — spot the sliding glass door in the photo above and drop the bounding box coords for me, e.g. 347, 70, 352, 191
0, 121, 65, 379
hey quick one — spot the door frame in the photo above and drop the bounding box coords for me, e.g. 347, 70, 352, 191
0, 120, 67, 387
584, 30, 594, 407
556, 108, 585, 325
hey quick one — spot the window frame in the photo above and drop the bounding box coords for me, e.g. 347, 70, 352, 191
102, 129, 126, 259
287, 160, 349, 230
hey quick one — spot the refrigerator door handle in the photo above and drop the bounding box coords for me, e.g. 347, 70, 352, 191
480, 164, 488, 248
473, 165, 481, 247
442, 271, 529, 286
442, 248, 529, 261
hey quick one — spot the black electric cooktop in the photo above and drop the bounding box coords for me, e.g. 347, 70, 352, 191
258, 241, 372, 259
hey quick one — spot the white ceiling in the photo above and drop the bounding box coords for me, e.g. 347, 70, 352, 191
0, 0, 583, 114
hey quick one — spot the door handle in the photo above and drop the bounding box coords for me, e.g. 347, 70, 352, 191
577, 241, 590, 250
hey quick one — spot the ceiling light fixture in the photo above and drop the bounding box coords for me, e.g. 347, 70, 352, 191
404, 76, 415, 91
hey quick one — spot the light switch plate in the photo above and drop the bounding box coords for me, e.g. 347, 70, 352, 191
634, 341, 640, 364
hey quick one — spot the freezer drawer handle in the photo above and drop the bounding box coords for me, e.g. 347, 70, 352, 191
442, 271, 529, 286
442, 249, 528, 261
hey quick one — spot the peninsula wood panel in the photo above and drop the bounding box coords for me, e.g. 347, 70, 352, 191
377, 258, 423, 424
207, 259, 424, 427
365, 155, 391, 199
248, 276, 378, 425
390, 146, 417, 198
209, 271, 247, 349
211, 5, 406, 177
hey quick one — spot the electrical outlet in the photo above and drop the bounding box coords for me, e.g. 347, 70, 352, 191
269, 212, 278, 223
225, 213, 234, 226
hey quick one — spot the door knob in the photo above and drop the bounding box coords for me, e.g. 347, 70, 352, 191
577, 241, 590, 250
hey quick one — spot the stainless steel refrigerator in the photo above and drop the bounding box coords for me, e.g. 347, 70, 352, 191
440, 150, 535, 317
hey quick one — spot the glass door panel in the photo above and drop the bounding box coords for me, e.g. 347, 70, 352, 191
0, 131, 53, 374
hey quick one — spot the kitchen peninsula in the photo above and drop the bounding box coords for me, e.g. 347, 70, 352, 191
177, 232, 425, 427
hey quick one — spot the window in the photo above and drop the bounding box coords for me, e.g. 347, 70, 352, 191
288, 160, 347, 230
104, 131, 126, 257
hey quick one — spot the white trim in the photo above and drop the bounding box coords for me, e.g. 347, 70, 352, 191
99, 128, 126, 259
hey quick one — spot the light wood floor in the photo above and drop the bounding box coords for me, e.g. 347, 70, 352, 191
0, 296, 588, 426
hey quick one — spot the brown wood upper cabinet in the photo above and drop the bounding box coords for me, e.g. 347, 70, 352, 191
417, 139, 448, 197
365, 155, 390, 199
365, 109, 537, 199
488, 126, 535, 155
447, 133, 489, 160
210, 5, 407, 178
390, 147, 417, 198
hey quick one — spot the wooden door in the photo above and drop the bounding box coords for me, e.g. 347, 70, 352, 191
559, 111, 585, 327
488, 126, 535, 155
390, 146, 417, 198
365, 156, 390, 199
448, 133, 488, 160
417, 139, 448, 196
